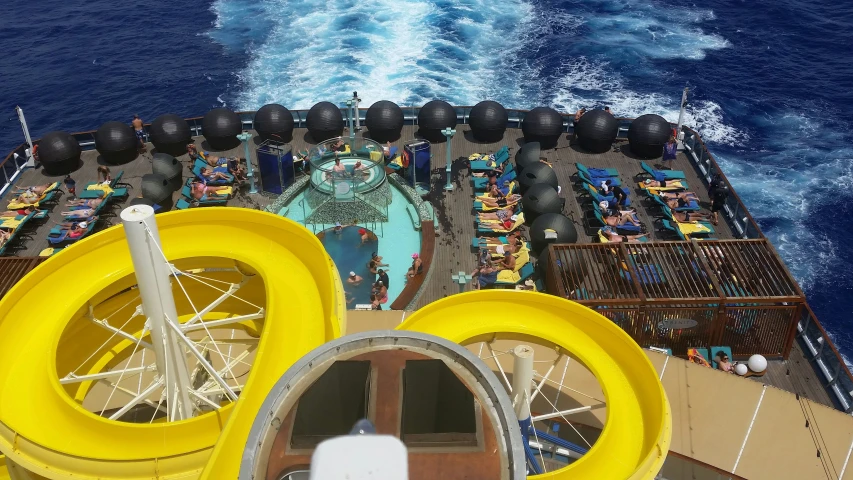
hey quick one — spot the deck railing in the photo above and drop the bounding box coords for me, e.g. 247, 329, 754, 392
5, 105, 853, 411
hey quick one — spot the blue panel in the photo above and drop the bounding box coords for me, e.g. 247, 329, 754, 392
280, 150, 294, 189
257, 147, 282, 195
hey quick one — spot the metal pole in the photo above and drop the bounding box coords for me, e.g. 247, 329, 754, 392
675, 87, 689, 147
345, 100, 355, 143
353, 92, 361, 131
236, 132, 257, 194
120, 205, 194, 421
511, 345, 535, 421
16, 106, 35, 166
442, 127, 456, 191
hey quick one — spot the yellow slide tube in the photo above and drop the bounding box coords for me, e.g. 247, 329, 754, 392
0, 208, 344, 479
397, 290, 671, 480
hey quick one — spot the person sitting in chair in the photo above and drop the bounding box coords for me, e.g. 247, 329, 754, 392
13, 183, 55, 196
497, 253, 516, 271
600, 226, 649, 243
66, 198, 105, 209
477, 206, 517, 223
598, 201, 641, 227
715, 352, 734, 373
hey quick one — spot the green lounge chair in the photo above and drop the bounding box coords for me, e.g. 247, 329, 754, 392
576, 162, 618, 178
710, 346, 733, 369
640, 161, 686, 181
181, 185, 227, 206
494, 262, 535, 286
469, 146, 510, 171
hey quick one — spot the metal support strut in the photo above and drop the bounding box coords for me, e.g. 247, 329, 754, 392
120, 205, 194, 421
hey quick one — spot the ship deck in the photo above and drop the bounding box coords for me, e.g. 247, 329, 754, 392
1, 125, 835, 408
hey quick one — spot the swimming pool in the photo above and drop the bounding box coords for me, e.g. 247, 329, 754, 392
319, 226, 377, 306
280, 183, 422, 307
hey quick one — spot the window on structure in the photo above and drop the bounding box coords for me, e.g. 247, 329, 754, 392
290, 361, 371, 449
401, 359, 478, 447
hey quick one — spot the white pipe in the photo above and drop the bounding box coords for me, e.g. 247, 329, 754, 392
120, 205, 194, 421
675, 87, 688, 144
532, 406, 592, 422
511, 345, 535, 421
16, 106, 35, 166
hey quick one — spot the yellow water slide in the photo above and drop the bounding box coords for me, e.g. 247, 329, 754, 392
396, 290, 672, 480
0, 208, 345, 479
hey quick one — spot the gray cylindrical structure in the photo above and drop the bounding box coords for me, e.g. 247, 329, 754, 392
529, 213, 578, 255
306, 102, 345, 142
152, 153, 183, 192
515, 141, 541, 173
365, 100, 404, 143
576, 110, 619, 154
521, 183, 563, 223
202, 108, 242, 151
417, 100, 457, 143
517, 162, 558, 194
254, 104, 294, 143
469, 100, 508, 143
628, 114, 671, 158
521, 107, 563, 149
239, 331, 526, 480
141, 173, 174, 211
38, 131, 81, 176
95, 121, 138, 164
150, 114, 192, 156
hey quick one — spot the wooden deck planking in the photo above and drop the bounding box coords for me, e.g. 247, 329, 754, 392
752, 339, 836, 408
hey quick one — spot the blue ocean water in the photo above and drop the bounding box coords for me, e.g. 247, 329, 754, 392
1, 0, 852, 355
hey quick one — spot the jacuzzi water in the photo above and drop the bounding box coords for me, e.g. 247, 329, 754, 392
280, 184, 422, 307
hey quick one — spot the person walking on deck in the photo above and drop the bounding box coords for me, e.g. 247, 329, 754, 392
132, 115, 146, 153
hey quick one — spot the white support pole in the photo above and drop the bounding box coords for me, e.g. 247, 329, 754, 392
511, 345, 535, 421
16, 106, 35, 166
675, 87, 689, 146
120, 205, 194, 421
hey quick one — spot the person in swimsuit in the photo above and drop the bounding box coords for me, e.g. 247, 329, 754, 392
600, 227, 649, 243
16, 189, 41, 205
479, 194, 521, 209
370, 294, 383, 310
190, 182, 229, 200
715, 352, 734, 373
132, 115, 146, 152
662, 135, 678, 165
199, 167, 231, 183
1, 207, 38, 217
227, 157, 248, 182
477, 206, 516, 223
66, 198, 105, 208
407, 253, 423, 278
470, 264, 498, 290
377, 269, 390, 290
359, 228, 370, 245
571, 108, 586, 144
330, 139, 347, 152
97, 166, 112, 185
600, 180, 628, 207
13, 183, 55, 196
670, 209, 712, 222
0, 229, 10, 247
346, 271, 363, 285
332, 157, 348, 176
61, 208, 96, 219
497, 253, 516, 271
598, 201, 641, 227
374, 281, 389, 303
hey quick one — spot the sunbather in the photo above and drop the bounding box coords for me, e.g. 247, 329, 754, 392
0, 229, 10, 245
599, 201, 641, 227
190, 182, 229, 200
1, 207, 38, 217
61, 208, 96, 219
659, 191, 698, 202
187, 144, 229, 166
56, 218, 97, 239
600, 227, 649, 243
330, 139, 347, 152
199, 167, 231, 183
407, 253, 423, 278
13, 183, 54, 195
97, 166, 112, 184
671, 210, 711, 222
15, 189, 42, 205
715, 352, 734, 373
347, 271, 363, 285
479, 194, 522, 209
227, 158, 248, 182
497, 253, 516, 271
66, 198, 105, 208
470, 265, 498, 290
477, 206, 517, 223
642, 179, 685, 189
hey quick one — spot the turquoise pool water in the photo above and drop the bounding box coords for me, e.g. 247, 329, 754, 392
280, 185, 421, 307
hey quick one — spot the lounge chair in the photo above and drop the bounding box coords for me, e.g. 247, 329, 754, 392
11, 181, 61, 194
472, 163, 516, 189
474, 180, 517, 196
477, 212, 525, 235
181, 183, 230, 206
494, 263, 535, 285
576, 162, 618, 178
47, 217, 98, 245
619, 262, 665, 285
650, 193, 699, 212
597, 227, 648, 243
577, 169, 622, 188
469, 146, 510, 171
640, 161, 687, 181
659, 219, 715, 240
473, 196, 521, 211
581, 182, 631, 207
82, 170, 127, 191
77, 185, 128, 200
687, 347, 711, 368
7, 190, 58, 210
590, 208, 642, 233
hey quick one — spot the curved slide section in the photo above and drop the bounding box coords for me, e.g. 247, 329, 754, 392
0, 208, 345, 479
396, 290, 671, 480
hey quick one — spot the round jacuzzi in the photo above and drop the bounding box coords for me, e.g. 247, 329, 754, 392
307, 138, 387, 196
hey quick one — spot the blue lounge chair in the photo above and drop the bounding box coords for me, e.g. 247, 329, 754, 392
576, 162, 618, 178
474, 180, 516, 196
582, 182, 631, 207
577, 169, 622, 187
181, 185, 228, 206
47, 218, 97, 245
710, 346, 733, 369
469, 146, 510, 171
651, 194, 699, 212
591, 208, 642, 233
640, 161, 687, 181
193, 159, 234, 185
472, 163, 516, 189
620, 263, 665, 284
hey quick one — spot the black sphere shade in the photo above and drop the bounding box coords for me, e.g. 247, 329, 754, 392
38, 131, 81, 176
518, 162, 559, 194
152, 153, 183, 192
576, 110, 619, 154
202, 108, 242, 151
515, 142, 541, 173
521, 183, 564, 223
141, 173, 174, 211
306, 102, 345, 142
529, 213, 578, 254
522, 107, 563, 149
95, 121, 138, 164
365, 100, 404, 143
254, 104, 294, 143
417, 100, 457, 142
469, 100, 508, 142
627, 114, 671, 158
150, 114, 192, 156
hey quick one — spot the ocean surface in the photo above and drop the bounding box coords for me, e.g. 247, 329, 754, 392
1, 0, 852, 356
